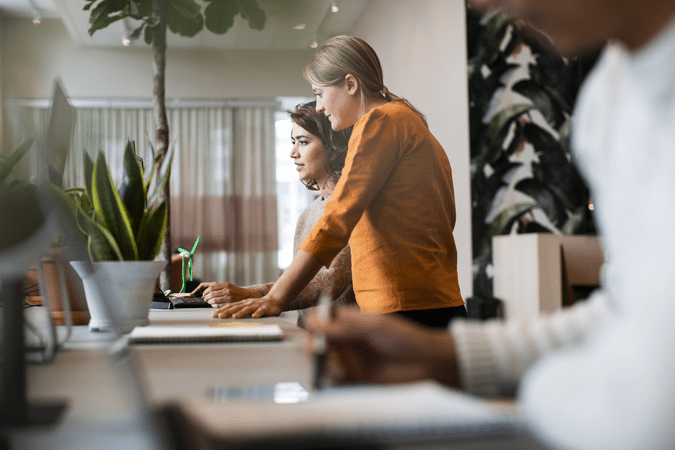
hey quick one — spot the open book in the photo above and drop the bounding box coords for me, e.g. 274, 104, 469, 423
160, 381, 523, 449
128, 324, 283, 344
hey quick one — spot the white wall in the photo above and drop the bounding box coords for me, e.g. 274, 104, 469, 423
352, 0, 473, 297
1, 0, 473, 297
0, 18, 315, 99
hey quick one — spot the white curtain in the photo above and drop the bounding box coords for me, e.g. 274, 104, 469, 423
3, 99, 279, 287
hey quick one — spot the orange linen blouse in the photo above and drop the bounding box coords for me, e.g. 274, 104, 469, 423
300, 101, 464, 314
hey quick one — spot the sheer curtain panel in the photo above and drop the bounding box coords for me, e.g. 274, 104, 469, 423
3, 99, 279, 287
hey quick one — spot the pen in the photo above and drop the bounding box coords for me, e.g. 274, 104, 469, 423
312, 292, 331, 391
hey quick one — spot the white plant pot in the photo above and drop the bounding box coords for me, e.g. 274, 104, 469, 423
70, 260, 165, 333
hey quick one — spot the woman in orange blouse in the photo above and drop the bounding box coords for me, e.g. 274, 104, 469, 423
213, 35, 466, 328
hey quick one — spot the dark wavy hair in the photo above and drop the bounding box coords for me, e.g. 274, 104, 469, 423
289, 101, 353, 191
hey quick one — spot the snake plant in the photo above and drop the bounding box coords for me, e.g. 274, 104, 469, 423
70, 139, 173, 262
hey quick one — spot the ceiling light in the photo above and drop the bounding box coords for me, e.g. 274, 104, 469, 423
310, 37, 318, 49
292, 23, 306, 30
331, 0, 339, 13
122, 36, 132, 46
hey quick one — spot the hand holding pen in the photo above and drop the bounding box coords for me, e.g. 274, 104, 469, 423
305, 307, 462, 388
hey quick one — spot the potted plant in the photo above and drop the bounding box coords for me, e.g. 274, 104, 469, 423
68, 139, 173, 332
84, 0, 266, 291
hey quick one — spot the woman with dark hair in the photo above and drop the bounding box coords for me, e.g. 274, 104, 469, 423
194, 102, 355, 322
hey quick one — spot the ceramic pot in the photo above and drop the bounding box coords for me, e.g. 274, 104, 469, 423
70, 260, 165, 333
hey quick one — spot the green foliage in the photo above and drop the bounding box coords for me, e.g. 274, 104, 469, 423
466, 7, 599, 297
0, 137, 34, 188
65, 139, 173, 262
83, 0, 266, 43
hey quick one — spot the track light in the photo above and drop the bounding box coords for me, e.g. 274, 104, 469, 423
310, 37, 318, 49
27, 0, 41, 24
121, 18, 137, 47
331, 0, 338, 13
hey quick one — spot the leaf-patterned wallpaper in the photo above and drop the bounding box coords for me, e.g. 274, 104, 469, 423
466, 8, 599, 299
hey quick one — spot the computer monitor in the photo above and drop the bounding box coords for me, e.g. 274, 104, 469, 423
42, 80, 75, 187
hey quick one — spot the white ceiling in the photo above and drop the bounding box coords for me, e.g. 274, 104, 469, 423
0, 0, 371, 49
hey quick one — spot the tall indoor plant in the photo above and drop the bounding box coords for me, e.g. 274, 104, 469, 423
69, 139, 173, 331
84, 0, 266, 291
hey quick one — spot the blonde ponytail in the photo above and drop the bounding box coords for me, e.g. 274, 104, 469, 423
304, 35, 427, 127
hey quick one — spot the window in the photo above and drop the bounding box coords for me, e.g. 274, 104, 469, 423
275, 99, 316, 271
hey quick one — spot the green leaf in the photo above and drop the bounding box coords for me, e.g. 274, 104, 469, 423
53, 185, 81, 213
76, 205, 124, 262
136, 201, 167, 260
476, 103, 531, 166
143, 137, 156, 186
561, 211, 585, 235
235, 0, 265, 30
83, 0, 96, 11
488, 202, 536, 239
204, 0, 237, 34
130, 22, 145, 39
78, 192, 95, 217
515, 178, 567, 227
83, 151, 95, 202
144, 21, 154, 44
0, 137, 33, 185
512, 79, 565, 128
118, 140, 146, 235
132, 0, 154, 19
147, 141, 174, 209
167, 0, 204, 37
87, 0, 128, 36
92, 152, 139, 260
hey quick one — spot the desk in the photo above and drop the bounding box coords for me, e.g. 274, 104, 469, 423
8, 309, 544, 449
134, 311, 313, 405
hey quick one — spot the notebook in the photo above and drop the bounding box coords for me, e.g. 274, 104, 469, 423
127, 324, 284, 344
162, 380, 524, 449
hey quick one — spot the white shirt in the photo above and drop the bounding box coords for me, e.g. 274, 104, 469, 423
520, 18, 675, 449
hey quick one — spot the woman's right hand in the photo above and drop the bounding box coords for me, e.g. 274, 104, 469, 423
211, 295, 284, 319
192, 282, 262, 308
304, 307, 461, 387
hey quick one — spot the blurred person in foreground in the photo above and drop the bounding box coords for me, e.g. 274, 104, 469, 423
307, 1, 675, 449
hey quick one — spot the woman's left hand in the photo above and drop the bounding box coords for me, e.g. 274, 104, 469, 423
194, 282, 262, 308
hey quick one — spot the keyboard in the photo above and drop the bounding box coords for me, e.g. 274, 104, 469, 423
150, 293, 211, 309
170, 296, 210, 308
